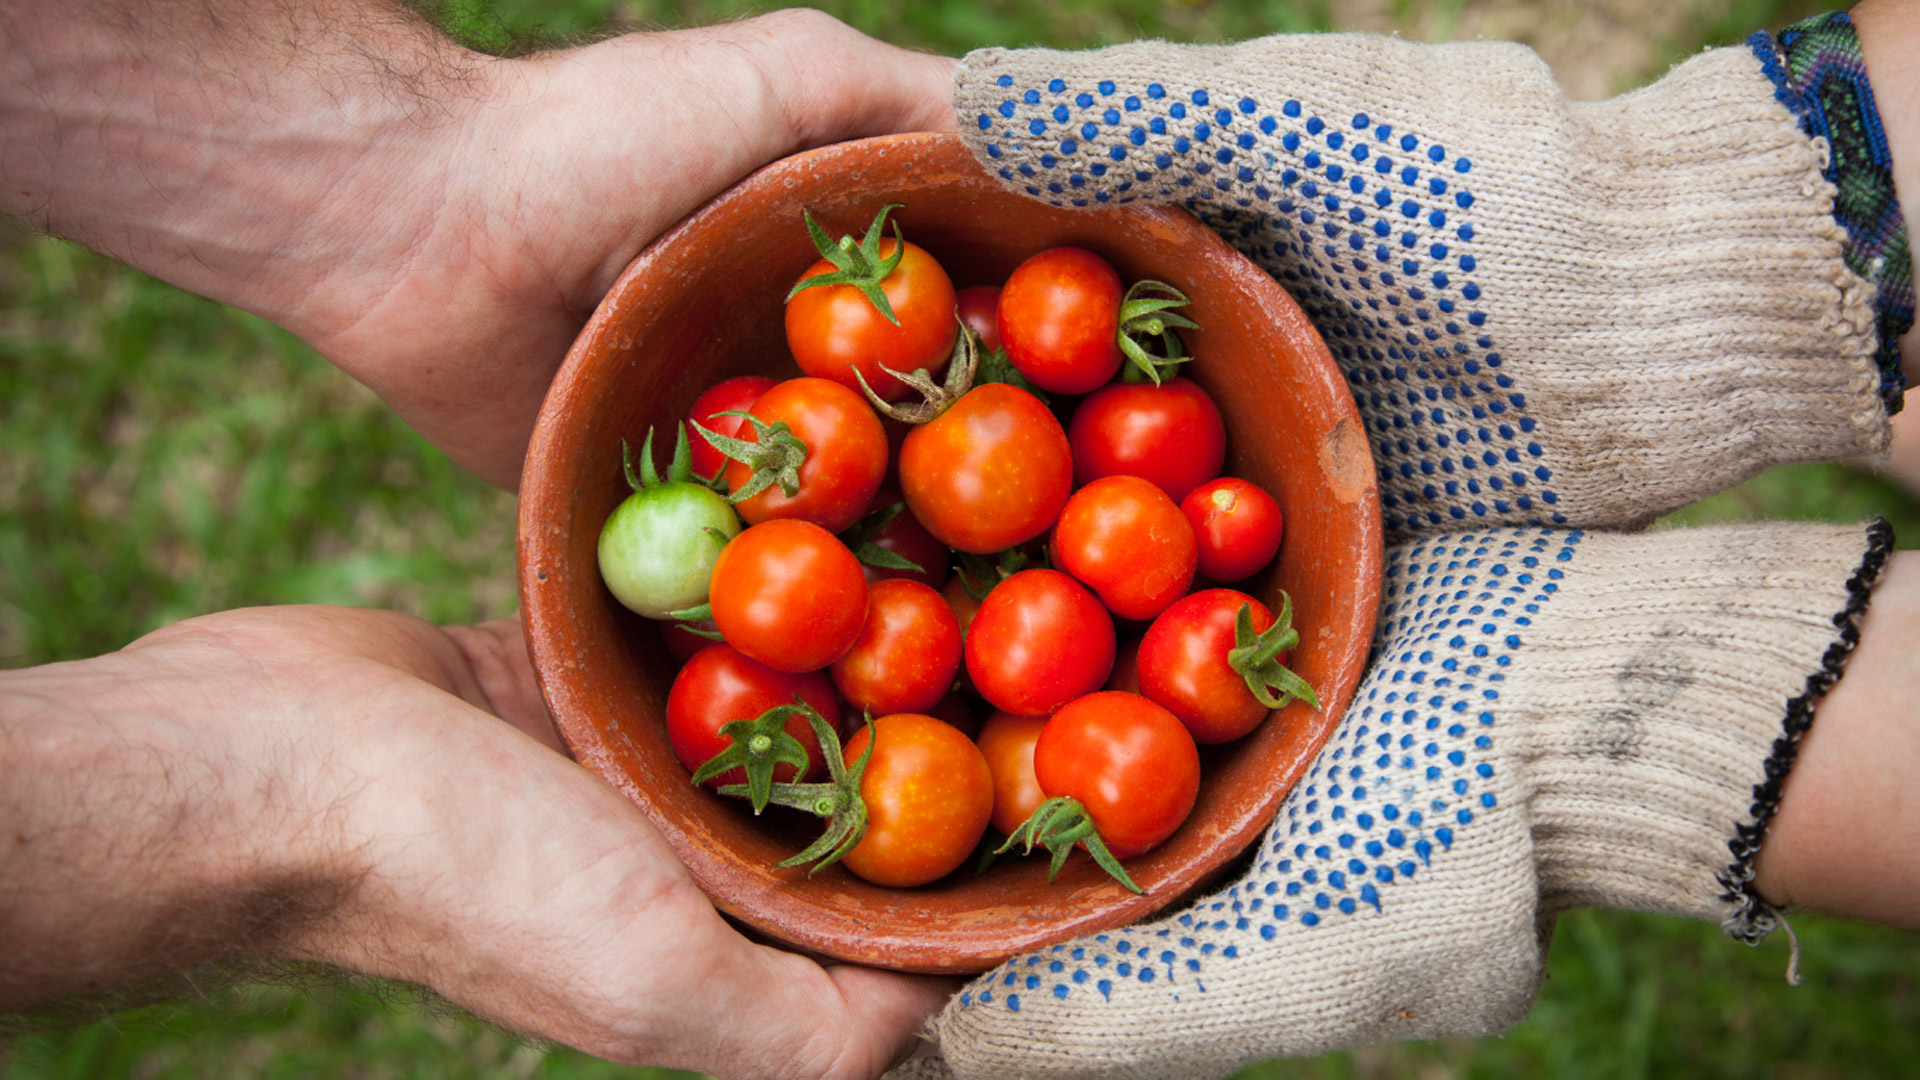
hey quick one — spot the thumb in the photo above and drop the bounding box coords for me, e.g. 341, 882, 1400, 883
721, 8, 961, 147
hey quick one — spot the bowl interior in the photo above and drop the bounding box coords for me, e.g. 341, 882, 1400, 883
518, 132, 1381, 973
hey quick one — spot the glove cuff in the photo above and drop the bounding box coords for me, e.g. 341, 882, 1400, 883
1511, 520, 1893, 937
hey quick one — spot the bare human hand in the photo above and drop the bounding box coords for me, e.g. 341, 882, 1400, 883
0, 2, 959, 489
0, 605, 954, 1079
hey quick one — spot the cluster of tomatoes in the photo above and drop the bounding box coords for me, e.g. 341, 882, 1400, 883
597, 205, 1315, 892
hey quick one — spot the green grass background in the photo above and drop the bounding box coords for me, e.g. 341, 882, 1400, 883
4, 1, 1917, 1077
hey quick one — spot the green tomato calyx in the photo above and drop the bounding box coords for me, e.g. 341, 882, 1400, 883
972, 338, 1050, 404
723, 709, 876, 877
954, 545, 1048, 602
787, 204, 908, 326
691, 700, 817, 814
851, 313, 979, 425
623, 423, 704, 492
1226, 594, 1321, 711
838, 501, 926, 575
1117, 279, 1199, 386
998, 796, 1144, 895
690, 412, 810, 505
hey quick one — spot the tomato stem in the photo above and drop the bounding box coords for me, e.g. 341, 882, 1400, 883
1226, 594, 1322, 711
689, 412, 810, 504
838, 501, 927, 574
787, 204, 908, 326
690, 699, 818, 813
998, 796, 1144, 894
971, 337, 1050, 403
725, 710, 877, 876
1117, 279, 1199, 385
954, 546, 1047, 601
670, 618, 724, 642
851, 314, 979, 424
623, 425, 707, 492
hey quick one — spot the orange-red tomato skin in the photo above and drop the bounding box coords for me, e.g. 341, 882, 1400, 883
708, 519, 869, 673
830, 579, 962, 716
977, 711, 1049, 836
1034, 691, 1199, 859
722, 377, 888, 535
900, 384, 1072, 555
1052, 474, 1198, 621
841, 714, 994, 887
786, 239, 957, 402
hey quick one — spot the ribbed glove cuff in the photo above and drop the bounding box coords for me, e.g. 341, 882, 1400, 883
1512, 520, 1894, 938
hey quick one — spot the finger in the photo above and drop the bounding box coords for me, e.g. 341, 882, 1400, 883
826, 964, 963, 1075
715, 9, 961, 149
441, 615, 566, 753
681, 943, 959, 1080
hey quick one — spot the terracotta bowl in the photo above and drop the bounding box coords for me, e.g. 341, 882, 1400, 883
518, 132, 1381, 974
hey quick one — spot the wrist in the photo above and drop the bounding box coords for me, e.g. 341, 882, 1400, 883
0, 643, 362, 1011
0, 2, 496, 337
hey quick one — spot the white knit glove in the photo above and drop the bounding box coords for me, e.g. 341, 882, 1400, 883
906, 520, 1889, 1080
888, 26, 1909, 1080
952, 33, 1894, 535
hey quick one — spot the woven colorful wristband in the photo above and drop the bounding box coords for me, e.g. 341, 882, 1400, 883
1752, 11, 1914, 414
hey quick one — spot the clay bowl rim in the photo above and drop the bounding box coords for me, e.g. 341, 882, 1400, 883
517, 131, 1382, 974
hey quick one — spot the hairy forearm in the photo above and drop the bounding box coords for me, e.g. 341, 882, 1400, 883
0, 649, 354, 1012
0, 0, 487, 330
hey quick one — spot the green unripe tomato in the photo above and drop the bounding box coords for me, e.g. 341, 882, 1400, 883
598, 482, 741, 619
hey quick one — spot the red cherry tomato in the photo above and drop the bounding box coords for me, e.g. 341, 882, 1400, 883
857, 489, 951, 590
1137, 589, 1277, 743
964, 569, 1115, 717
1067, 377, 1226, 504
708, 519, 868, 673
1051, 475, 1198, 621
719, 377, 887, 535
685, 375, 775, 482
1033, 691, 1199, 859
997, 247, 1124, 395
955, 284, 1003, 353
899, 384, 1073, 554
1182, 477, 1284, 583
665, 643, 835, 788
787, 238, 957, 401
840, 714, 994, 887
976, 711, 1048, 836
830, 579, 962, 717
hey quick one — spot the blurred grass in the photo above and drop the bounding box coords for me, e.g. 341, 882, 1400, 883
3, 1, 1916, 1078
0, 232, 520, 668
